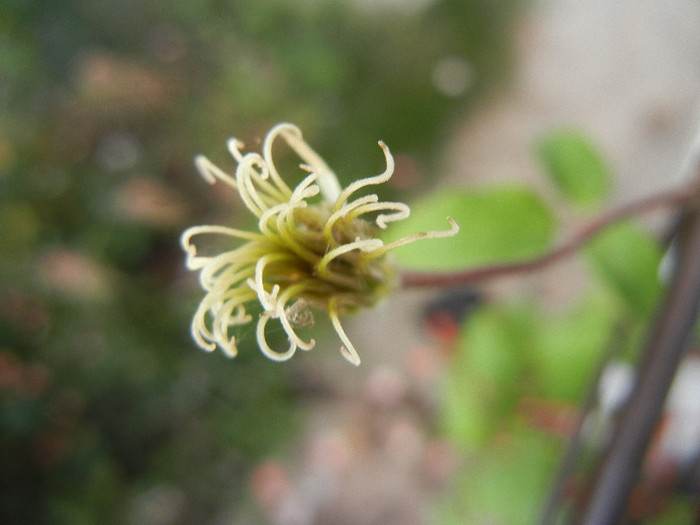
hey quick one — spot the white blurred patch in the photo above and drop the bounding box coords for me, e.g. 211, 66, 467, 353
660, 355, 700, 464
432, 56, 474, 98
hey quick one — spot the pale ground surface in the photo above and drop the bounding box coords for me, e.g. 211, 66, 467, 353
246, 2, 700, 524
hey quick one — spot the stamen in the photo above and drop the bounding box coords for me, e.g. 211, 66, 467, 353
333, 141, 394, 212
195, 155, 238, 189
261, 124, 296, 198
343, 201, 410, 229
245, 152, 292, 204
226, 138, 246, 162
328, 297, 361, 366
272, 123, 342, 202
256, 314, 298, 361
275, 201, 320, 265
251, 254, 288, 310
191, 301, 218, 352
235, 156, 270, 217
368, 217, 459, 259
219, 337, 238, 358
181, 225, 267, 266
199, 254, 251, 290
212, 309, 239, 358
323, 194, 380, 244
315, 238, 384, 281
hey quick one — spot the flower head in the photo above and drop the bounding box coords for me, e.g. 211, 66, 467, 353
181, 123, 458, 365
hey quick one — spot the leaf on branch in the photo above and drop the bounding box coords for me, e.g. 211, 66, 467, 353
535, 128, 611, 209
385, 186, 556, 271
585, 221, 663, 318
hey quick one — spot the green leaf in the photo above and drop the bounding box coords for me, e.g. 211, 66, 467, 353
441, 376, 495, 450
459, 306, 531, 388
532, 294, 616, 400
586, 222, 663, 318
535, 129, 611, 208
455, 427, 560, 524
441, 306, 534, 449
386, 186, 555, 271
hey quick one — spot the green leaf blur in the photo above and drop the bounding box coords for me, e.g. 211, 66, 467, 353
386, 186, 556, 271
0, 0, 521, 522
586, 221, 664, 318
535, 129, 611, 209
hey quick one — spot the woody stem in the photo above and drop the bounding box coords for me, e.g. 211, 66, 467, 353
400, 184, 698, 289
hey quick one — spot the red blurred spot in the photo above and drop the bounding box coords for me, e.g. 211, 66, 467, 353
388, 154, 421, 189
424, 309, 461, 345
405, 345, 446, 382
250, 460, 291, 510
422, 438, 460, 489
518, 397, 579, 436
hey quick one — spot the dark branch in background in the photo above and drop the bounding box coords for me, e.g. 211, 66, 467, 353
537, 326, 627, 525
573, 183, 700, 524
400, 185, 695, 289
399, 148, 700, 523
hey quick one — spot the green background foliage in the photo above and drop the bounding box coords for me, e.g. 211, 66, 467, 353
386, 186, 555, 270
535, 128, 611, 209
431, 128, 676, 523
0, 0, 522, 523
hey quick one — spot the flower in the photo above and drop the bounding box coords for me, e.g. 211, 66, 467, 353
181, 123, 458, 365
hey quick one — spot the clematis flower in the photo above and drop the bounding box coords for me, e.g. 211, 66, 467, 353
181, 123, 458, 365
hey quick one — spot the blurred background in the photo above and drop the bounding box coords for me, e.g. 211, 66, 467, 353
2, 0, 700, 524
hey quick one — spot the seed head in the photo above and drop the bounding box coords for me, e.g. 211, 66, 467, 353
181, 123, 457, 365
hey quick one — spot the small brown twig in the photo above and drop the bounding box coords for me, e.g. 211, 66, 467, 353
400, 185, 697, 289
571, 157, 700, 524
574, 205, 700, 524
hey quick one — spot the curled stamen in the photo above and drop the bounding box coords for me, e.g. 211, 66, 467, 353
191, 299, 219, 352
270, 123, 342, 202
333, 141, 394, 212
324, 194, 380, 244
251, 253, 290, 310
368, 217, 460, 259
235, 156, 272, 217
343, 200, 410, 229
195, 155, 239, 189
328, 297, 361, 366
277, 176, 322, 245
316, 238, 384, 281
256, 314, 298, 361
261, 123, 298, 197
226, 138, 246, 162
273, 178, 323, 264
212, 307, 240, 358
181, 225, 267, 269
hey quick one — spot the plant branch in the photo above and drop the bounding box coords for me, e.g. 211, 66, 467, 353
575, 198, 700, 524
400, 185, 697, 289
537, 326, 626, 525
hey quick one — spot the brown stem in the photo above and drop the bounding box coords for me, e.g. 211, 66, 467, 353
571, 154, 700, 523
400, 185, 696, 289
575, 202, 700, 524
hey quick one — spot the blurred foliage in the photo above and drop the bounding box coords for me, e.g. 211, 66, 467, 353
386, 185, 555, 270
0, 0, 522, 523
586, 221, 664, 319
535, 128, 612, 210
433, 129, 682, 523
